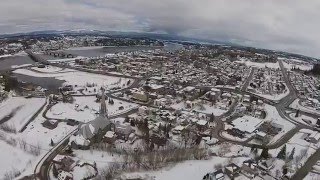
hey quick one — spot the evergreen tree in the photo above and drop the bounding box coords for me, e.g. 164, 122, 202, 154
210, 113, 215, 122
130, 119, 135, 127
282, 165, 288, 175
260, 148, 269, 159
295, 110, 300, 117
288, 147, 295, 160
277, 145, 287, 160
52, 164, 58, 178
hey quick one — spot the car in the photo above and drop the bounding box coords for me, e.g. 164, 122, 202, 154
66, 119, 79, 126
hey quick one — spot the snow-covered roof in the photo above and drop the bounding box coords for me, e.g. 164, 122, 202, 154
232, 116, 263, 134
104, 131, 115, 138
174, 125, 185, 131
197, 119, 208, 126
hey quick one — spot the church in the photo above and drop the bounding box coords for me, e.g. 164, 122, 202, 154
69, 88, 113, 149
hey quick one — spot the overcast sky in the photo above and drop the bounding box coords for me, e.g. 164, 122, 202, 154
1, 0, 319, 58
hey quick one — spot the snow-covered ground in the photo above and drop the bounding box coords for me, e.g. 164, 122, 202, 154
264, 104, 296, 145
170, 101, 227, 116
254, 87, 289, 101
123, 156, 247, 180
304, 172, 320, 180
1, 100, 76, 179
30, 66, 70, 73
0, 140, 34, 178
290, 99, 320, 116
278, 57, 313, 71
13, 68, 133, 94
289, 113, 318, 126
46, 96, 139, 122
11, 64, 33, 69
236, 59, 280, 69
282, 61, 313, 71
269, 129, 319, 177
73, 149, 120, 172
0, 96, 46, 132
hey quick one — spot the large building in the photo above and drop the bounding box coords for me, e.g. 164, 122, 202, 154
70, 88, 113, 149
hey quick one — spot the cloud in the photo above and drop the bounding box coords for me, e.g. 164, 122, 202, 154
0, 0, 320, 58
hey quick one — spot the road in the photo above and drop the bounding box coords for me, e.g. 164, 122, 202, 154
291, 149, 320, 180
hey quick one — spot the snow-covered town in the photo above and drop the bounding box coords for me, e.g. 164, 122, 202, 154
0, 33, 320, 180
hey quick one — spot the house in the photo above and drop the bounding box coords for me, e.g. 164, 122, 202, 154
42, 120, 59, 129
307, 131, 320, 144
115, 122, 135, 140
255, 131, 267, 141
138, 106, 149, 115
104, 131, 116, 144
132, 90, 149, 102
241, 159, 259, 179
203, 169, 225, 180
259, 159, 275, 171
57, 170, 73, 180
197, 120, 209, 131
53, 155, 76, 172
225, 163, 241, 179
172, 125, 185, 134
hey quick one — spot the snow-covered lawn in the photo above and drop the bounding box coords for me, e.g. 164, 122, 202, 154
0, 96, 46, 132
264, 104, 296, 145
13, 68, 133, 94
47, 96, 139, 122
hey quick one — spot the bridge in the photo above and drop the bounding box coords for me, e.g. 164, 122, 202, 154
44, 50, 75, 58
25, 50, 50, 65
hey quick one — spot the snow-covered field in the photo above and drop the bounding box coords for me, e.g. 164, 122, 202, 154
13, 68, 133, 94
47, 96, 139, 122
236, 59, 280, 69
0, 96, 46, 132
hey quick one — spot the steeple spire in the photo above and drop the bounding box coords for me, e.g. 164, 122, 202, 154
100, 88, 108, 117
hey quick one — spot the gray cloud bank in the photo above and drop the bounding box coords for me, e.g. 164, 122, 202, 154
1, 0, 319, 57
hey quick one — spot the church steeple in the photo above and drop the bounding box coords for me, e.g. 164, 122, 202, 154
100, 88, 108, 117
